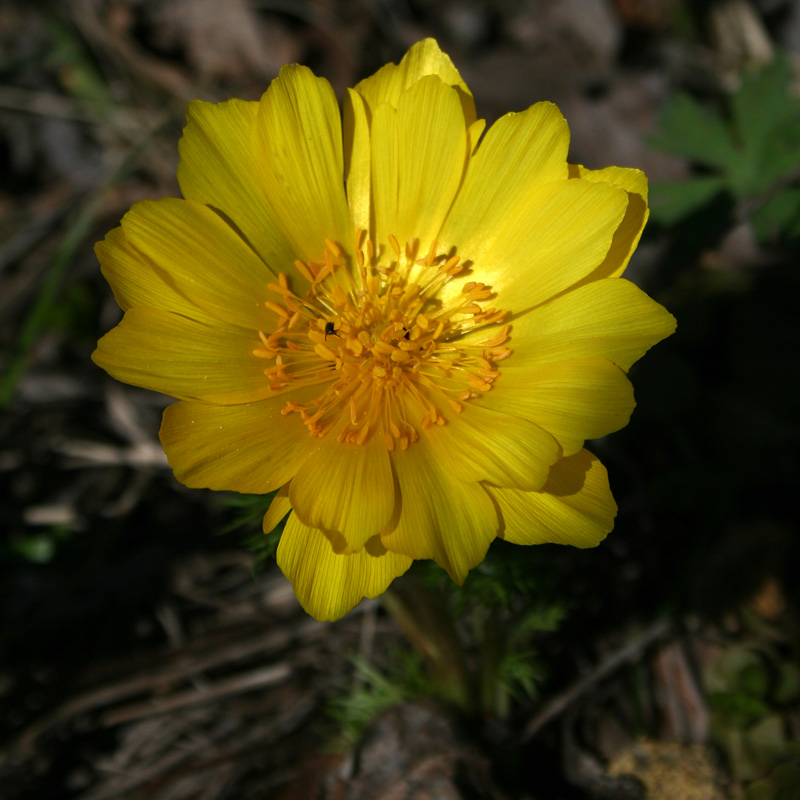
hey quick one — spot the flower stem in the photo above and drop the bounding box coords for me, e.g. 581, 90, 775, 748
381, 576, 473, 713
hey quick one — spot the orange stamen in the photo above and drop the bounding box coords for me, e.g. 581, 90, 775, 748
254, 235, 511, 448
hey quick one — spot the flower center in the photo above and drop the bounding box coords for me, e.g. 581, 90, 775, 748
253, 231, 512, 449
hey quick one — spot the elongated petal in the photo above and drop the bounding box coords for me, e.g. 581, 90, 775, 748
159, 392, 317, 493
395, 76, 468, 247
438, 103, 569, 258
372, 76, 468, 250
370, 102, 399, 252
422, 402, 561, 491
114, 198, 274, 331
479, 358, 635, 456
355, 38, 476, 125
177, 98, 298, 275
573, 164, 648, 200
96, 228, 217, 324
93, 307, 273, 403
263, 485, 291, 534
568, 164, 649, 281
343, 87, 372, 233
278, 515, 412, 621
468, 118, 486, 155
498, 180, 628, 311
289, 432, 395, 552
254, 65, 353, 263
442, 179, 628, 313
382, 442, 498, 583
492, 449, 616, 547
495, 279, 677, 372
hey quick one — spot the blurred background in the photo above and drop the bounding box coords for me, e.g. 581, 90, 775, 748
1, 1, 799, 798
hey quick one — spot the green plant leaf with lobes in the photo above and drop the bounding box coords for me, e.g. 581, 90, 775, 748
649, 176, 727, 225
650, 93, 738, 170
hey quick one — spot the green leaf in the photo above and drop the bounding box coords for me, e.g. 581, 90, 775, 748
756, 118, 800, 191
650, 93, 739, 170
728, 55, 800, 196
650, 54, 800, 211
732, 54, 799, 158
11, 534, 56, 564
752, 189, 800, 242
649, 176, 727, 225
708, 691, 770, 726
215, 492, 285, 567
326, 653, 431, 746
496, 648, 545, 702
216, 492, 275, 535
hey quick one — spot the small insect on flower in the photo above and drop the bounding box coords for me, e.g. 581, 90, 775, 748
92, 39, 676, 622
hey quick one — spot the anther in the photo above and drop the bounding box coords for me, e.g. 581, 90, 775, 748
265, 300, 289, 318
294, 260, 314, 283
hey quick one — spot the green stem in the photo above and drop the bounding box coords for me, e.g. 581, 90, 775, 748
479, 608, 508, 718
381, 576, 473, 713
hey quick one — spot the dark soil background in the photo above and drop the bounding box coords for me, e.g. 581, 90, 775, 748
1, 1, 799, 798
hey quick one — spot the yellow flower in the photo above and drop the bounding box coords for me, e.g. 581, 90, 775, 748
93, 39, 675, 621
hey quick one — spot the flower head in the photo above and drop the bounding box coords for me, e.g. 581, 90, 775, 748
93, 40, 675, 621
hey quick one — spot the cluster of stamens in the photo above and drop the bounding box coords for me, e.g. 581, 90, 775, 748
252, 230, 512, 449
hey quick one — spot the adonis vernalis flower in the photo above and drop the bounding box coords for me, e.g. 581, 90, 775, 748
93, 39, 675, 621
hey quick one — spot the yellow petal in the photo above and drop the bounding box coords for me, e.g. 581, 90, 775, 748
468, 118, 486, 155
263, 485, 291, 534
479, 358, 635, 456
343, 87, 372, 233
159, 392, 317, 494
496, 278, 677, 372
115, 198, 274, 331
289, 431, 395, 553
254, 64, 353, 264
372, 75, 468, 250
370, 102, 399, 252
381, 442, 498, 583
492, 449, 616, 547
177, 98, 298, 276
422, 401, 561, 491
438, 102, 569, 261
571, 164, 648, 200
569, 163, 649, 281
277, 515, 412, 621
355, 38, 476, 125
96, 227, 217, 324
93, 306, 274, 404
442, 179, 629, 314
